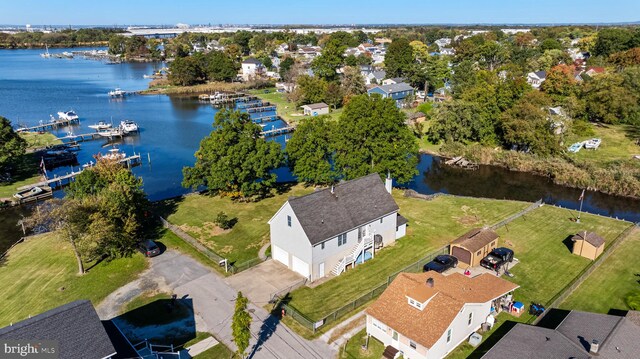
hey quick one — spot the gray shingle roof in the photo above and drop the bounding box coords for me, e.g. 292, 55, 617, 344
302, 102, 328, 110
242, 57, 262, 65
288, 173, 399, 245
597, 318, 640, 358
556, 310, 622, 352
374, 82, 414, 94
534, 70, 547, 79
0, 300, 117, 359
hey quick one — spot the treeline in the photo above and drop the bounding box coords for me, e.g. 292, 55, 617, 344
0, 28, 124, 48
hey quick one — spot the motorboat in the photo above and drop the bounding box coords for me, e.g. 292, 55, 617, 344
57, 110, 79, 121
97, 128, 124, 137
62, 51, 74, 58
568, 142, 583, 153
120, 120, 139, 133
584, 138, 602, 150
102, 148, 126, 161
108, 88, 126, 97
88, 121, 112, 130
14, 186, 45, 199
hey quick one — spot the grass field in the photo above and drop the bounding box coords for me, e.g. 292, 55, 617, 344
495, 205, 632, 322
157, 185, 315, 265
0, 232, 147, 327
341, 328, 385, 359
560, 227, 640, 313
566, 124, 640, 166
287, 194, 529, 321
193, 343, 235, 358
248, 88, 343, 123
20, 132, 61, 149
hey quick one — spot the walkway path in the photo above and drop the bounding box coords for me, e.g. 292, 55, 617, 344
258, 243, 270, 261
97, 250, 335, 359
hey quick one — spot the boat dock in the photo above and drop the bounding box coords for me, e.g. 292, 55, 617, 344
237, 100, 268, 109
252, 114, 280, 124
17, 154, 143, 192
17, 118, 80, 132
247, 105, 277, 113
261, 126, 295, 138
206, 93, 247, 106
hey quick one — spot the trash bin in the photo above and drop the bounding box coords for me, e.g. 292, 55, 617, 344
469, 332, 482, 347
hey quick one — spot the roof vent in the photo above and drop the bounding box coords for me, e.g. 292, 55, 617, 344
426, 278, 434, 288
590, 339, 599, 354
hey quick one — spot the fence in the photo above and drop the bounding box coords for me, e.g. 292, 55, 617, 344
531, 223, 639, 325
490, 199, 543, 230
279, 245, 450, 333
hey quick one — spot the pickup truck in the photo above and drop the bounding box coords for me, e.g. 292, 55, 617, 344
480, 247, 514, 271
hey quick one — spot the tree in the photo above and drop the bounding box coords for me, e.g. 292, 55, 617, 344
333, 94, 419, 183
609, 47, 640, 68
500, 91, 559, 156
169, 56, 205, 86
541, 64, 578, 97
107, 35, 126, 55
477, 42, 509, 71
340, 66, 367, 101
311, 37, 345, 81
279, 56, 295, 80
409, 40, 429, 61
427, 100, 491, 144
582, 72, 640, 124
182, 110, 284, 199
593, 28, 633, 57
385, 38, 414, 78
206, 51, 238, 82
293, 75, 328, 106
232, 292, 251, 358
539, 38, 563, 51
0, 116, 27, 172
285, 116, 337, 184
325, 82, 343, 109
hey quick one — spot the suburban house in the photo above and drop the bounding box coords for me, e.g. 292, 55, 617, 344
241, 58, 265, 81
434, 38, 452, 49
382, 77, 406, 85
366, 272, 519, 359
275, 43, 289, 55
571, 231, 605, 260
483, 309, 640, 358
0, 300, 141, 359
450, 228, 499, 268
367, 83, 415, 107
268, 173, 407, 281
365, 70, 386, 85
301, 102, 329, 116
527, 71, 547, 89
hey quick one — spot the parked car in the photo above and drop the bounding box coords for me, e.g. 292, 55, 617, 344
423, 254, 458, 273
480, 247, 514, 271
138, 239, 161, 257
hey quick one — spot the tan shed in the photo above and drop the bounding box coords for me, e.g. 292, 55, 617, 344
450, 228, 499, 268
571, 231, 605, 260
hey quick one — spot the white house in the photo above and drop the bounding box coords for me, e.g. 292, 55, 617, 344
301, 102, 329, 116
527, 71, 547, 89
268, 174, 408, 281
241, 58, 265, 81
275, 43, 289, 55
365, 70, 386, 85
366, 272, 519, 359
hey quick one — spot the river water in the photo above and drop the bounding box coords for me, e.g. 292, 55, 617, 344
0, 47, 638, 252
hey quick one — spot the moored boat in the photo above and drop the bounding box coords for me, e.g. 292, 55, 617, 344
120, 120, 139, 133
108, 88, 126, 97
97, 128, 124, 137
57, 110, 79, 121
88, 121, 112, 130
13, 186, 45, 199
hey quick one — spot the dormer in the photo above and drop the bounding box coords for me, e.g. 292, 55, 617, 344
406, 277, 439, 311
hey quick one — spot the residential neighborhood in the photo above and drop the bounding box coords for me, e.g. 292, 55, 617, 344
2, 2, 640, 359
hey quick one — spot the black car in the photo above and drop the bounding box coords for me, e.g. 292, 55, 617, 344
480, 247, 514, 270
138, 239, 161, 257
423, 255, 458, 273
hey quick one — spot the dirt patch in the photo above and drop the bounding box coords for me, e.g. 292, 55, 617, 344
456, 205, 481, 225
458, 215, 480, 226
217, 245, 234, 254
178, 222, 230, 239
505, 239, 516, 248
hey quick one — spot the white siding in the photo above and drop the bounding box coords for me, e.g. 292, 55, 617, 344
269, 202, 312, 278
429, 302, 492, 359
396, 223, 407, 239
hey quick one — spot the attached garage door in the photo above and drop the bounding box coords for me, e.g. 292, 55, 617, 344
291, 255, 310, 278
272, 245, 289, 266
452, 246, 471, 266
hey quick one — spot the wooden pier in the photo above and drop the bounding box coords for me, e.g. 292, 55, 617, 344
247, 105, 277, 113
208, 93, 246, 106
17, 118, 80, 133
235, 95, 258, 103
261, 126, 295, 138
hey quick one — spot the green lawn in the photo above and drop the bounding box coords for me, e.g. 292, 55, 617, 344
156, 185, 315, 265
194, 343, 235, 359
0, 153, 43, 199
155, 229, 223, 269
566, 124, 640, 166
287, 194, 529, 321
248, 88, 343, 124
0, 232, 147, 327
20, 132, 61, 149
560, 227, 640, 313
495, 205, 632, 323
340, 328, 385, 359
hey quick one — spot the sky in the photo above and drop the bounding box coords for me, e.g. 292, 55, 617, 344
0, 0, 639, 25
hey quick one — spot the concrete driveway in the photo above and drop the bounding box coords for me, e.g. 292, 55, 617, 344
225, 260, 306, 305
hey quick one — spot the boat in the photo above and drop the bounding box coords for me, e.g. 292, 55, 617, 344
40, 44, 51, 58
198, 94, 211, 101
102, 148, 126, 161
57, 110, 79, 121
13, 186, 45, 199
584, 138, 602, 150
108, 88, 126, 97
62, 51, 74, 58
568, 142, 584, 153
97, 128, 124, 137
88, 121, 112, 130
120, 120, 139, 133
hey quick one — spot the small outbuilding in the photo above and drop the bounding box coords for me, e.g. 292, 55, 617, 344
571, 231, 605, 260
450, 228, 499, 268
301, 102, 329, 116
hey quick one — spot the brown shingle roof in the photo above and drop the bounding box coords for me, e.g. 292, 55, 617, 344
366, 272, 518, 349
572, 231, 605, 248
451, 228, 499, 252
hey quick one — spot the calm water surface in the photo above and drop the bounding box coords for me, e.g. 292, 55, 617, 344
0, 48, 638, 252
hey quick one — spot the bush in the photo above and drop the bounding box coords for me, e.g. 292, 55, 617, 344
571, 120, 595, 137
626, 291, 640, 310
416, 102, 433, 115
214, 211, 237, 230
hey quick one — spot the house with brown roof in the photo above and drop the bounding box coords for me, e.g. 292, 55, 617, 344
366, 272, 519, 359
571, 231, 605, 260
450, 228, 499, 268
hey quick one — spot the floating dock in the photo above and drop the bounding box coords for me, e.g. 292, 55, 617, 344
247, 105, 277, 113
251, 114, 280, 124
261, 126, 295, 138
16, 118, 80, 133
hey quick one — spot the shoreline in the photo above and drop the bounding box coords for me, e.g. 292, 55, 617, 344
139, 80, 272, 96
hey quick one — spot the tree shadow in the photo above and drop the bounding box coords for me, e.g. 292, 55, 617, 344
272, 182, 296, 196
562, 235, 575, 254
151, 195, 186, 219
248, 309, 282, 359
623, 124, 640, 145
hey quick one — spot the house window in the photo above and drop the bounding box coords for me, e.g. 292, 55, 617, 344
477, 250, 482, 256
372, 318, 387, 331
468, 312, 473, 326
409, 340, 417, 350
447, 329, 452, 343
380, 217, 383, 224
321, 242, 325, 250
338, 233, 347, 246
392, 331, 399, 341
287, 215, 292, 227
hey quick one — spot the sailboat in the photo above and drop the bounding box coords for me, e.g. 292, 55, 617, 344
40, 44, 51, 58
